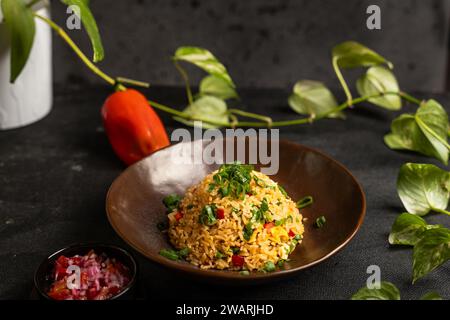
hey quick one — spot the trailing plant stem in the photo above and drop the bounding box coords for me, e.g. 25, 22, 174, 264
399, 91, 422, 105
228, 109, 273, 127
36, 13, 422, 129
174, 61, 194, 105
151, 92, 411, 128
433, 208, 450, 217
115, 77, 150, 88
34, 13, 126, 91
148, 99, 229, 127
332, 57, 353, 105
265, 92, 407, 127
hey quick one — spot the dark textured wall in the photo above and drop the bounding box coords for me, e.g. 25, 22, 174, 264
51, 0, 450, 92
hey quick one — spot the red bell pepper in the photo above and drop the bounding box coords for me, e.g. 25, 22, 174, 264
101, 89, 170, 165
216, 208, 225, 219
264, 222, 275, 230
232, 255, 245, 267
174, 211, 184, 221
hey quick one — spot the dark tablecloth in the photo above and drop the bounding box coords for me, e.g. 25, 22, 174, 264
0, 85, 449, 300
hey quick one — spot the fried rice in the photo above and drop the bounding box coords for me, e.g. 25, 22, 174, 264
166, 163, 305, 271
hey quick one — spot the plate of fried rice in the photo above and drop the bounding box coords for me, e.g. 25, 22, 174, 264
106, 138, 366, 283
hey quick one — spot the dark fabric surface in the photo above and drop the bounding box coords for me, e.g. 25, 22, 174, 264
0, 85, 449, 300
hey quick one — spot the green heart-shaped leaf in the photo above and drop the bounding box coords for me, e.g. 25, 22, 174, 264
331, 41, 392, 105
174, 47, 235, 88
385, 100, 450, 164
1, 0, 36, 83
356, 66, 402, 110
389, 213, 441, 246
61, 0, 104, 62
397, 163, 450, 216
420, 292, 443, 300
199, 75, 238, 100
413, 227, 450, 283
174, 95, 230, 129
288, 80, 344, 119
332, 41, 392, 69
351, 282, 400, 300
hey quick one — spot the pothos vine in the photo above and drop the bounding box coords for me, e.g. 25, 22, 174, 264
34, 12, 423, 129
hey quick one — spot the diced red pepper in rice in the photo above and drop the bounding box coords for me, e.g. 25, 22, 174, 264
232, 255, 245, 267
264, 222, 275, 230
174, 211, 184, 221
216, 208, 225, 219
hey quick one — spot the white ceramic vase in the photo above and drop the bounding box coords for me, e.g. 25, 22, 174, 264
0, 6, 52, 130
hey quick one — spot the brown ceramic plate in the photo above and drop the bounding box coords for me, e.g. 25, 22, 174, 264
106, 139, 365, 284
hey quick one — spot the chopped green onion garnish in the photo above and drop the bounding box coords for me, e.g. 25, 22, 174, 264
315, 216, 326, 228
277, 259, 286, 268
297, 196, 314, 209
278, 185, 289, 198
162, 194, 181, 212
159, 249, 180, 261
159, 248, 190, 261
289, 243, 296, 253
249, 198, 270, 225
210, 162, 254, 199
253, 175, 267, 187
220, 185, 230, 197
231, 247, 240, 254
264, 261, 276, 272
215, 251, 225, 259
178, 247, 190, 258
208, 183, 216, 192
199, 204, 218, 226
243, 222, 253, 241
